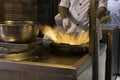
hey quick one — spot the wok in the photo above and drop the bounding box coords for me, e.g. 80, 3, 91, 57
50, 43, 89, 56
0, 21, 39, 43
41, 39, 89, 56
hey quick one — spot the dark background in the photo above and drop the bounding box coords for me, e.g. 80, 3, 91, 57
38, 0, 60, 26
0, 0, 61, 26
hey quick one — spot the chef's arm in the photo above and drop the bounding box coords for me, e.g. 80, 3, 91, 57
58, 6, 69, 19
96, 7, 107, 20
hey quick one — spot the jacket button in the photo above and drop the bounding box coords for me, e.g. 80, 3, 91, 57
77, 24, 79, 26
78, 13, 80, 16
79, 3, 82, 5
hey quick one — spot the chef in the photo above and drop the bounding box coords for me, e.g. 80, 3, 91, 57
107, 0, 120, 25
55, 0, 107, 40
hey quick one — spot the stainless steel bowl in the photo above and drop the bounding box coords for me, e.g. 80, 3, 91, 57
0, 21, 39, 43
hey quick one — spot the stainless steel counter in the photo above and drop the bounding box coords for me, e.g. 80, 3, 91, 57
0, 43, 106, 80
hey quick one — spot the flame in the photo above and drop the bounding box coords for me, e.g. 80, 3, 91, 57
41, 25, 89, 45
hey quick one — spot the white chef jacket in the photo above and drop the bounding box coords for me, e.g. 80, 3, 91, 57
107, 0, 120, 25
59, 0, 107, 32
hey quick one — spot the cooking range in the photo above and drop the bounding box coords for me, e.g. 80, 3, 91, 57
0, 21, 89, 63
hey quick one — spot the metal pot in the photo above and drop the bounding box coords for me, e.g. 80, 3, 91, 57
0, 21, 39, 43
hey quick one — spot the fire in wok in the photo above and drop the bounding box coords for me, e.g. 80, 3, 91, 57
40, 25, 89, 56
41, 25, 89, 45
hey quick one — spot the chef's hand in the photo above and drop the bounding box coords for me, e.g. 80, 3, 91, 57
62, 18, 71, 30
100, 15, 111, 24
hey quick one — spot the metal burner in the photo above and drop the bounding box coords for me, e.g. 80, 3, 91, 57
0, 38, 41, 53
4, 48, 37, 61
0, 38, 42, 61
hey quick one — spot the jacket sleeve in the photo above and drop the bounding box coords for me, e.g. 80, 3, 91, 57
98, 0, 107, 8
59, 0, 70, 8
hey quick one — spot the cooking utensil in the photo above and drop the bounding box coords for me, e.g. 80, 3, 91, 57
50, 42, 89, 56
0, 21, 39, 43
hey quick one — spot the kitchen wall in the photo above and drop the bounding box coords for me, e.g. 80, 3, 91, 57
0, 0, 60, 26
37, 0, 60, 26
0, 0, 38, 21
